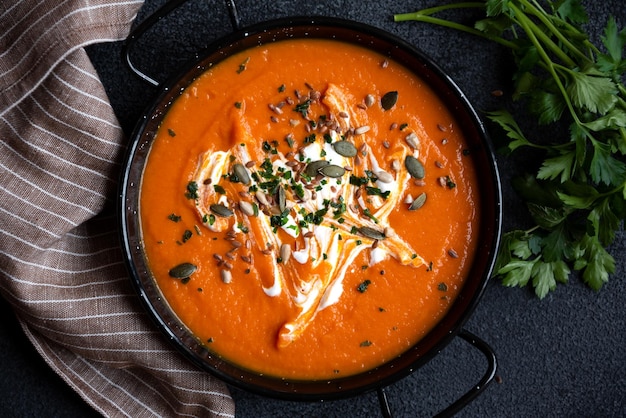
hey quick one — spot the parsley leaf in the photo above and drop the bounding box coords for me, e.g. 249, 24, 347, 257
555, 0, 588, 24
566, 71, 617, 114
536, 151, 575, 183
575, 235, 615, 290
498, 257, 536, 288
395, 1, 626, 297
485, 110, 531, 152
589, 140, 626, 186
597, 16, 626, 74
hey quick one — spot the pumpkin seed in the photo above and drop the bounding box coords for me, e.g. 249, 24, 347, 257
381, 91, 398, 110
305, 160, 330, 177
409, 192, 427, 210
332, 140, 357, 157
280, 243, 291, 264
365, 94, 375, 108
405, 155, 425, 179
405, 132, 420, 150
169, 262, 197, 279
354, 125, 370, 135
357, 226, 386, 240
210, 203, 234, 218
376, 170, 394, 183
256, 190, 269, 206
232, 163, 250, 185
220, 269, 232, 284
319, 164, 346, 178
276, 185, 286, 212
239, 201, 256, 216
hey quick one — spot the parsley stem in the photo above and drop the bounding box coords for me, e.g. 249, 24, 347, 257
528, 0, 603, 60
601, 181, 626, 198
394, 2, 485, 20
512, 1, 576, 68
508, 4, 581, 127
394, 3, 518, 51
520, 0, 592, 66
524, 225, 541, 236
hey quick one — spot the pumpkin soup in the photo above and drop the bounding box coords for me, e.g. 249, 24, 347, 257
139, 38, 480, 379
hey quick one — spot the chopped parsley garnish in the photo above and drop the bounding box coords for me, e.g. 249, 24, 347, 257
331, 197, 346, 218
260, 158, 274, 177
304, 207, 328, 225
365, 186, 390, 199
357, 279, 371, 293
236, 57, 250, 74
349, 175, 369, 186
362, 208, 379, 223
270, 210, 291, 229
167, 213, 181, 222
238, 222, 249, 233
291, 183, 305, 198
294, 99, 311, 118
185, 181, 199, 199
259, 178, 280, 194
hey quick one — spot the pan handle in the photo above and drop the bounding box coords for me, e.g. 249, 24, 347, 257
122, 0, 241, 86
377, 329, 497, 418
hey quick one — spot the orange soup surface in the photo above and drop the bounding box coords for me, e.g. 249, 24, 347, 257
140, 38, 481, 380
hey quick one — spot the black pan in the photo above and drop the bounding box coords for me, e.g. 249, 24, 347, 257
119, 0, 502, 416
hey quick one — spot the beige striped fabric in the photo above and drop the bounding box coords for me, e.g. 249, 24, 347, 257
0, 1, 235, 416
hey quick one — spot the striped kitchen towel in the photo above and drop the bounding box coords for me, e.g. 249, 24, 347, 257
0, 0, 235, 416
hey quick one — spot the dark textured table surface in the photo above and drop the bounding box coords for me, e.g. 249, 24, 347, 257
2, 1, 625, 416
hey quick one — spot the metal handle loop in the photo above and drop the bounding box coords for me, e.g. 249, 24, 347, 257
122, 0, 241, 86
377, 329, 497, 417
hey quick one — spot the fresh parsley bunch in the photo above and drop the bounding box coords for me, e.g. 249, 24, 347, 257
395, 0, 626, 298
